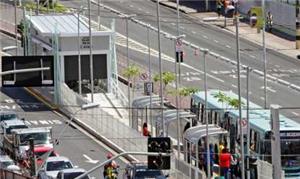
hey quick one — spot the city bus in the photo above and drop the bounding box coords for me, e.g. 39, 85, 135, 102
190, 90, 300, 178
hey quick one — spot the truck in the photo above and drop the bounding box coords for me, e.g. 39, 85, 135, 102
2, 127, 53, 161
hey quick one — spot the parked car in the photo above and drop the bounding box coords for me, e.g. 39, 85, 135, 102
57, 168, 90, 179
38, 156, 74, 179
124, 162, 169, 179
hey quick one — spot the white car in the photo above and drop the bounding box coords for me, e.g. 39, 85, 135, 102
38, 156, 74, 179
56, 168, 90, 179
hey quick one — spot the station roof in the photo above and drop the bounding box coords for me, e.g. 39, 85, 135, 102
184, 125, 227, 144
26, 14, 111, 37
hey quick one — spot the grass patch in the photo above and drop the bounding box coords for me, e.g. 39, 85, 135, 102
24, 1, 68, 13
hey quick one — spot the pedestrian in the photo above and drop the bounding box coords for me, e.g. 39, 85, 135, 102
230, 150, 238, 179
142, 122, 151, 137
217, 0, 223, 17
214, 143, 219, 164
219, 148, 231, 179
266, 11, 273, 32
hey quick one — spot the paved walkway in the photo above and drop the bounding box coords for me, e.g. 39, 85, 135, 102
157, 0, 299, 59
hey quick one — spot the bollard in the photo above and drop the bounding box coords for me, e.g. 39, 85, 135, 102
296, 21, 300, 49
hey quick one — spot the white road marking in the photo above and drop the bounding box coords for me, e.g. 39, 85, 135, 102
226, 45, 231, 48
53, 120, 62, 125
260, 97, 265, 101
260, 86, 276, 93
129, 5, 133, 8
83, 154, 99, 164
0, 105, 10, 110
275, 65, 280, 68
192, 31, 196, 34
179, 26, 185, 29
138, 8, 142, 11
146, 11, 150, 14
202, 35, 208, 39
25, 121, 31, 126
29, 120, 39, 125
12, 105, 16, 109
214, 40, 219, 43
232, 84, 237, 88
249, 55, 256, 59
171, 23, 176, 26
39, 120, 49, 125
292, 112, 299, 116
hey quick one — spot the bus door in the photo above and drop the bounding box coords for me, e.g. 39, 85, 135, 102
211, 111, 220, 126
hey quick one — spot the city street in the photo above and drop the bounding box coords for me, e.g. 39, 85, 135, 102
60, 0, 300, 118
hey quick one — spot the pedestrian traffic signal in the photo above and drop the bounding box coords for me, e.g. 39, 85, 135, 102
176, 52, 184, 63
147, 137, 171, 170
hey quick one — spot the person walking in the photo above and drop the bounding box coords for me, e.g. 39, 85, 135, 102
217, 0, 223, 17
230, 150, 238, 179
204, 144, 214, 177
219, 148, 231, 179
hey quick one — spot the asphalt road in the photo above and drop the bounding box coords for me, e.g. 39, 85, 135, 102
60, 1, 300, 120
0, 86, 127, 178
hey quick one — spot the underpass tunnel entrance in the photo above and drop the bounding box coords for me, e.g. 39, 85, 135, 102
64, 54, 108, 93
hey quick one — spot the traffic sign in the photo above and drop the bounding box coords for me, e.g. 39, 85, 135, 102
140, 73, 148, 81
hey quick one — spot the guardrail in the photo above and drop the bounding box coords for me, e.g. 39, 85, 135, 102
0, 169, 32, 179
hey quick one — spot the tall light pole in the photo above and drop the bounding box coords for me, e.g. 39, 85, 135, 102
97, 0, 101, 30
203, 48, 211, 179
123, 14, 136, 123
14, 0, 18, 55
147, 24, 153, 134
77, 6, 87, 96
156, 0, 165, 136
235, 14, 245, 179
246, 66, 251, 179
172, 34, 185, 165
262, 0, 267, 109
88, 0, 94, 102
176, 0, 182, 83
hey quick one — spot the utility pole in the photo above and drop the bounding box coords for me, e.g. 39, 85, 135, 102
88, 0, 94, 102
262, 0, 267, 109
246, 66, 250, 179
14, 0, 18, 56
296, 0, 300, 49
235, 14, 245, 179
147, 24, 153, 135
77, 7, 83, 95
156, 0, 165, 136
203, 49, 211, 179
29, 138, 36, 176
97, 0, 101, 30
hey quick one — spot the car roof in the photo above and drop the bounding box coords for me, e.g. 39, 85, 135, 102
46, 156, 70, 162
0, 155, 13, 162
2, 119, 27, 127
59, 168, 86, 174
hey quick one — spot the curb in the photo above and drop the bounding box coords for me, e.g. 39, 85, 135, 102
25, 87, 139, 163
150, 0, 197, 14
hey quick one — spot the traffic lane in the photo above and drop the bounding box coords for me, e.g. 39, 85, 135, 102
89, 0, 300, 86
0, 88, 127, 177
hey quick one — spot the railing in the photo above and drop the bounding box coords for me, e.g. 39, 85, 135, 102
0, 169, 32, 179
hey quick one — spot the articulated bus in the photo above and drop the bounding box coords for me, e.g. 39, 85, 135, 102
190, 90, 300, 178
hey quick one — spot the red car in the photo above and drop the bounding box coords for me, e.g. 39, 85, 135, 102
21, 146, 58, 168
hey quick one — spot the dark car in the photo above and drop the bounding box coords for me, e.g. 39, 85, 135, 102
124, 162, 168, 179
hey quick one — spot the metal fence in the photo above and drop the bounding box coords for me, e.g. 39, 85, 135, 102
0, 169, 32, 179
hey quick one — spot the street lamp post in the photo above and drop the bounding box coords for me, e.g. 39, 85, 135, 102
97, 0, 101, 30
14, 0, 18, 55
122, 14, 136, 123
77, 6, 87, 96
36, 103, 99, 173
88, 0, 94, 102
262, 0, 267, 109
171, 34, 185, 165
156, 0, 165, 136
235, 14, 245, 179
203, 48, 211, 179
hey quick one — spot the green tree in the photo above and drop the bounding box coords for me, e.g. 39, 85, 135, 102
228, 98, 244, 109
123, 64, 141, 99
153, 72, 176, 91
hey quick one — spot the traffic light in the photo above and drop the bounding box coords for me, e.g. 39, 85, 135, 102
147, 137, 171, 170
176, 51, 184, 63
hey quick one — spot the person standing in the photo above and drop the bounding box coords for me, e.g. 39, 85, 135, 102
230, 150, 238, 179
217, 0, 223, 17
143, 122, 151, 137
219, 148, 231, 179
266, 11, 273, 32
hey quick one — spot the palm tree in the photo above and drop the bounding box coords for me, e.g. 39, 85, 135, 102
123, 64, 141, 100
213, 91, 230, 109
153, 71, 176, 93
228, 98, 245, 109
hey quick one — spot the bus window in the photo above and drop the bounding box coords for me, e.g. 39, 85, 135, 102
213, 111, 219, 125
200, 104, 204, 123
208, 110, 212, 124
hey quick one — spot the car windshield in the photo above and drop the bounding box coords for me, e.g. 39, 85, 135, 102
135, 168, 164, 178
6, 125, 28, 134
1, 114, 17, 121
46, 161, 73, 171
63, 172, 89, 179
1, 161, 14, 168
20, 132, 50, 145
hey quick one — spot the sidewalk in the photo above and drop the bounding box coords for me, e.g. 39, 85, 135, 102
157, 1, 299, 59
